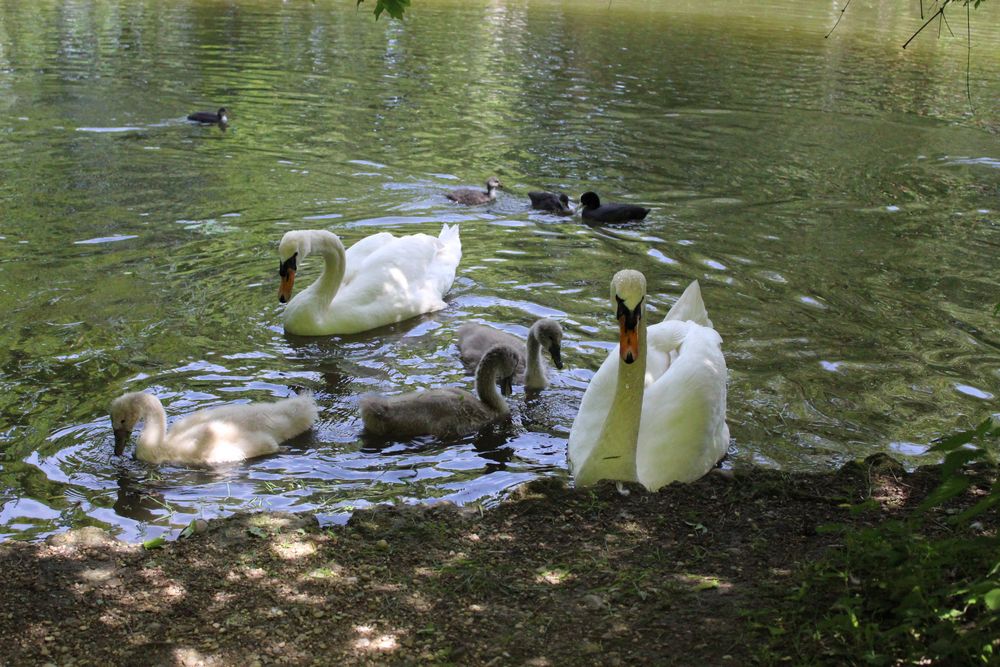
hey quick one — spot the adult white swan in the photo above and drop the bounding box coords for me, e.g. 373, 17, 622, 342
567, 273, 729, 491
110, 391, 318, 465
278, 225, 462, 335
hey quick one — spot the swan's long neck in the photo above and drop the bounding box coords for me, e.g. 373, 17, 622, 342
135, 393, 168, 454
309, 232, 347, 303
524, 332, 547, 389
575, 307, 646, 486
475, 357, 510, 414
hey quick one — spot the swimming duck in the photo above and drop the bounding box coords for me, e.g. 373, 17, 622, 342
578, 192, 650, 223
110, 391, 318, 465
528, 191, 574, 215
457, 318, 564, 391
360, 344, 520, 439
567, 275, 728, 491
278, 225, 462, 336
187, 107, 228, 124
447, 177, 502, 205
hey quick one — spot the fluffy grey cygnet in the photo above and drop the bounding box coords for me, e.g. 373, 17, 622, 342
446, 176, 502, 205
360, 344, 519, 439
457, 318, 563, 391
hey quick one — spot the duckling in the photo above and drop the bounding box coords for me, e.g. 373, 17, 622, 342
187, 107, 228, 124
446, 176, 502, 205
579, 191, 650, 223
359, 344, 519, 439
457, 318, 563, 390
110, 391, 317, 465
528, 191, 574, 215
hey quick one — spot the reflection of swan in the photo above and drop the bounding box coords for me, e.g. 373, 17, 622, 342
278, 225, 461, 335
447, 177, 502, 205
457, 319, 563, 390
110, 392, 318, 465
568, 275, 728, 491
360, 345, 519, 439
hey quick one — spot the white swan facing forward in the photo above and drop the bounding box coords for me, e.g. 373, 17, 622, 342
568, 275, 729, 491
110, 391, 318, 465
278, 224, 462, 336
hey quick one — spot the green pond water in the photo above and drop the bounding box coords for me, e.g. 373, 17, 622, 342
0, 0, 998, 541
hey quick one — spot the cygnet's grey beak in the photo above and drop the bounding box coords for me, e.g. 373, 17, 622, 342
500, 375, 514, 397
113, 428, 129, 456
549, 345, 563, 370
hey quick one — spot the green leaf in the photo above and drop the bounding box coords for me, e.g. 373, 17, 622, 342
984, 588, 1000, 611
358, 0, 410, 20
918, 474, 971, 511
930, 430, 976, 452
178, 520, 198, 540
940, 448, 983, 478
142, 536, 166, 550
247, 526, 268, 539
953, 489, 1000, 523
816, 522, 848, 535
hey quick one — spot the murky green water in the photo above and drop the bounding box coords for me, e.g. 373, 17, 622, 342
1, 0, 998, 541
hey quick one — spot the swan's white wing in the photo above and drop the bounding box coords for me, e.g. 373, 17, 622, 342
663, 280, 712, 328
159, 396, 317, 464
567, 347, 623, 480
635, 322, 729, 491
327, 226, 460, 334
344, 232, 397, 285
424, 223, 462, 297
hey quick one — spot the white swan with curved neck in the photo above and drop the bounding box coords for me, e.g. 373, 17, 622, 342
278, 225, 461, 336
567, 275, 729, 491
110, 392, 318, 465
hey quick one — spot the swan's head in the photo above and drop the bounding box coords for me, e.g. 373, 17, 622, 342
217, 107, 228, 123
580, 192, 601, 210
278, 232, 307, 304
611, 270, 646, 365
110, 392, 145, 456
480, 344, 520, 397
532, 318, 564, 369
486, 176, 503, 193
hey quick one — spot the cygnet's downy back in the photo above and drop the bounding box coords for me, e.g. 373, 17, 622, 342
360, 344, 519, 439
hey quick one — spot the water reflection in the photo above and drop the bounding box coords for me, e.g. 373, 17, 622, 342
0, 0, 998, 540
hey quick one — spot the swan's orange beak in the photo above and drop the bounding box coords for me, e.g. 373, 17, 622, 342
619, 316, 639, 364
616, 295, 642, 364
279, 270, 295, 303
278, 254, 297, 304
